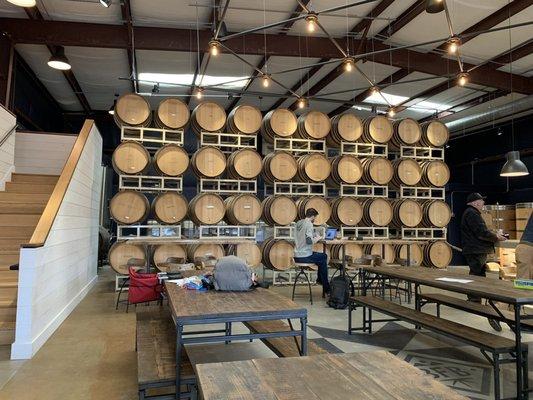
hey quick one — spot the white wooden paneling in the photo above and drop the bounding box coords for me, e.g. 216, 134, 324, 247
12, 124, 103, 359
0, 105, 16, 190
15, 132, 76, 175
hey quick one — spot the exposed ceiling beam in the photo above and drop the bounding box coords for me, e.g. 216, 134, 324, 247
21, 9, 92, 114
328, 68, 410, 116
120, 0, 137, 93
349, 0, 395, 33
442, 0, 533, 49
376, 0, 425, 38
225, 0, 310, 112
1, 18, 532, 94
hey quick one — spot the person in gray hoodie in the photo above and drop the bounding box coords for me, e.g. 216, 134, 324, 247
293, 208, 330, 295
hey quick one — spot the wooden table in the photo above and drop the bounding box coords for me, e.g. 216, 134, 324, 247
359, 265, 533, 399
196, 351, 468, 400
165, 283, 308, 399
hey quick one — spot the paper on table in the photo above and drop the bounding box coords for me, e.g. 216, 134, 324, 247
435, 277, 473, 284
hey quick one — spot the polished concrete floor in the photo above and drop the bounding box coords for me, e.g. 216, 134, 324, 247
0, 267, 531, 400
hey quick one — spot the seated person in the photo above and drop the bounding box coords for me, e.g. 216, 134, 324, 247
293, 208, 330, 295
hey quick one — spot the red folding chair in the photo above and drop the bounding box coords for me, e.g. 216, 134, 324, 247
125, 267, 163, 312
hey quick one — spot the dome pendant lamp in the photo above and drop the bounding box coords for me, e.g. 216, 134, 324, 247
500, 151, 529, 177
426, 0, 445, 14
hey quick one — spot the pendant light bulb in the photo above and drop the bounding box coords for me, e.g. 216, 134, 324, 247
387, 108, 395, 118
343, 58, 354, 73
457, 72, 469, 87
196, 88, 204, 100
209, 40, 220, 57
262, 74, 270, 88
6, 0, 37, 6
370, 86, 379, 95
306, 14, 317, 33
298, 98, 307, 109
447, 37, 461, 54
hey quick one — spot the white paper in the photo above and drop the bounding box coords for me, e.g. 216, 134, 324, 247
435, 277, 473, 284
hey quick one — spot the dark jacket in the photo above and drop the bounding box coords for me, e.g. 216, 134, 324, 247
461, 206, 499, 255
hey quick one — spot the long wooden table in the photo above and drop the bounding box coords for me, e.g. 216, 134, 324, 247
165, 283, 308, 399
359, 265, 533, 399
196, 351, 468, 400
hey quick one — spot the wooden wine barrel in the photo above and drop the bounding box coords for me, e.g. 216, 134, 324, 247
227, 148, 262, 179
420, 120, 449, 147
392, 199, 423, 228
363, 244, 395, 264
153, 144, 189, 176
154, 98, 189, 130
361, 157, 394, 185
235, 242, 262, 267
190, 102, 226, 135
296, 197, 331, 226
188, 193, 225, 225
112, 141, 151, 175
262, 195, 297, 226
226, 105, 262, 134
225, 195, 262, 225
422, 200, 452, 228
151, 193, 188, 224
114, 93, 151, 127
262, 151, 297, 183
108, 242, 146, 274
329, 197, 362, 227
328, 113, 363, 146
423, 241, 452, 268
391, 158, 422, 187
187, 244, 225, 262
330, 243, 363, 261
361, 198, 393, 227
296, 111, 331, 139
391, 118, 421, 148
296, 154, 331, 182
482, 204, 516, 239
516, 203, 533, 240
261, 238, 294, 271
362, 116, 393, 143
109, 191, 149, 225
395, 243, 423, 266
420, 160, 450, 187
152, 244, 187, 271
329, 155, 363, 186
191, 146, 226, 178
261, 108, 298, 143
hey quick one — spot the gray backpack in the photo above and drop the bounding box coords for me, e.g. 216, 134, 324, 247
213, 256, 253, 291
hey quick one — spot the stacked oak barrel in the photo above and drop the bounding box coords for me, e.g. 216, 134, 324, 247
108, 93, 454, 273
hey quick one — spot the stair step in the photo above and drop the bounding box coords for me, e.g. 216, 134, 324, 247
0, 214, 41, 226
0, 193, 51, 203
0, 306, 16, 322
5, 182, 56, 194
0, 280, 17, 288
0, 288, 18, 298
0, 252, 19, 266
0, 203, 46, 214
0, 227, 34, 238
0, 322, 15, 345
0, 298, 16, 308
11, 173, 59, 184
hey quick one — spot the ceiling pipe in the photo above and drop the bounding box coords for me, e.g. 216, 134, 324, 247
444, 94, 533, 134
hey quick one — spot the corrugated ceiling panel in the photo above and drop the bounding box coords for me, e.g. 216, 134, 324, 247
498, 53, 533, 77
132, 0, 211, 28
41, 0, 123, 24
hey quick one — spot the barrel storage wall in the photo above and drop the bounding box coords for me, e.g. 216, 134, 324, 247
108, 93, 453, 273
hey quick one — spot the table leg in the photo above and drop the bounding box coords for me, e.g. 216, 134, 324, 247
515, 306, 524, 399
342, 244, 346, 278
225, 322, 232, 344
414, 284, 421, 330
407, 244, 411, 267
175, 323, 183, 400
300, 316, 308, 356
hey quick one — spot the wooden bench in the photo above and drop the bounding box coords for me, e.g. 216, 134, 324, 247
419, 292, 533, 329
350, 295, 528, 400
136, 306, 196, 400
244, 320, 327, 358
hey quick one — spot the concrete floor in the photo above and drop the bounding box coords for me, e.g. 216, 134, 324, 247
0, 267, 531, 400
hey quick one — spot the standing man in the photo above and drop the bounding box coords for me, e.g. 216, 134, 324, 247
516, 214, 533, 280
461, 192, 507, 330
294, 208, 330, 296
